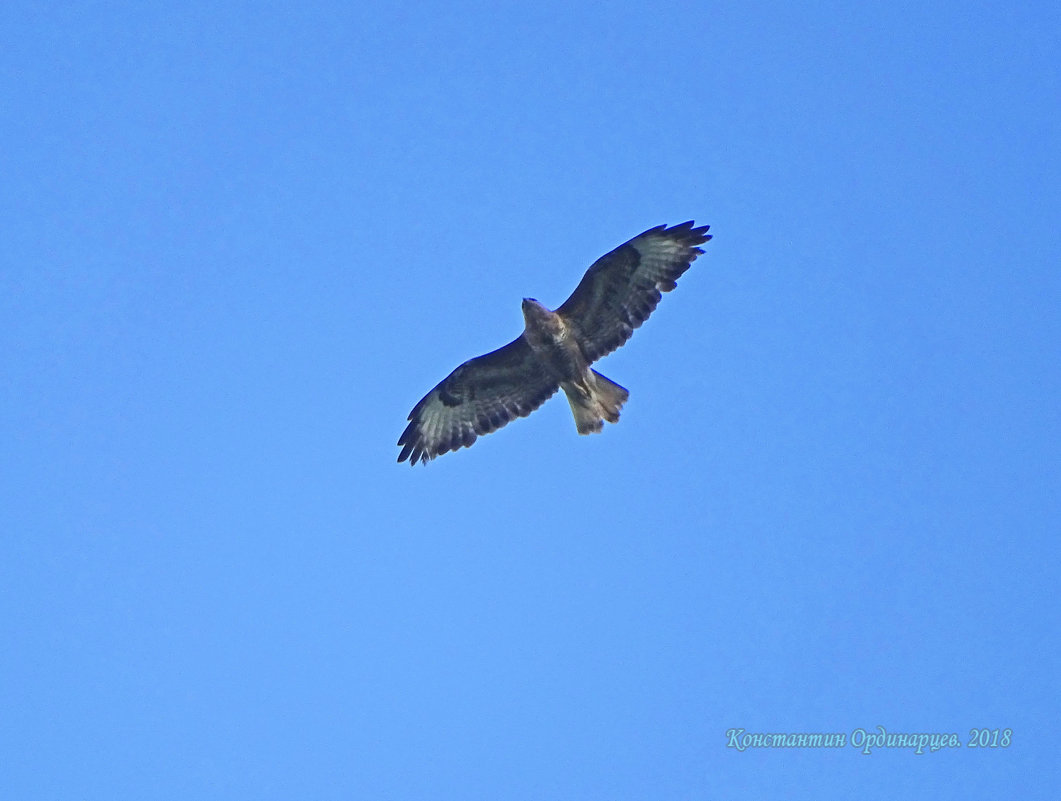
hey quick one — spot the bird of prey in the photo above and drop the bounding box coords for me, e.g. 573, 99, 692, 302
397, 221, 711, 465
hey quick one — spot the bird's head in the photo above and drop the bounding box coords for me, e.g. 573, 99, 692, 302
521, 298, 563, 338
521, 297, 548, 323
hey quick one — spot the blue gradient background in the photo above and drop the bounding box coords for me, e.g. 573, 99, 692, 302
2, 2, 1058, 798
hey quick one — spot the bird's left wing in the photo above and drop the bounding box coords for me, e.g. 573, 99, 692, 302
397, 337, 560, 465
557, 221, 711, 363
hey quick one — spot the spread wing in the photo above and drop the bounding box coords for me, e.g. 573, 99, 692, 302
397, 337, 560, 465
556, 221, 711, 363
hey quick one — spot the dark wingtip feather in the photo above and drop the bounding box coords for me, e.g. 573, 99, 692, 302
661, 220, 711, 247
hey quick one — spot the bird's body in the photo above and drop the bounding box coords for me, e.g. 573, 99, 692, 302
520, 297, 630, 434
398, 221, 711, 465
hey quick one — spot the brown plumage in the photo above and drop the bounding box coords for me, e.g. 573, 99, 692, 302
397, 221, 711, 465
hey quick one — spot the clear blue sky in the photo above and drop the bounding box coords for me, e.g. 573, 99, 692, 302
2, 1, 1058, 798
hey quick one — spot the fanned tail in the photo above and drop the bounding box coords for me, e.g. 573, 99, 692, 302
563, 370, 630, 434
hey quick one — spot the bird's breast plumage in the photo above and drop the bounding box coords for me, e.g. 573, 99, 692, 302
522, 309, 586, 382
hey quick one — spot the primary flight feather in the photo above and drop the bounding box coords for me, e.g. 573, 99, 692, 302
397, 221, 712, 465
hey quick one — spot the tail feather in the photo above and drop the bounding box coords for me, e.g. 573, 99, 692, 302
564, 370, 630, 435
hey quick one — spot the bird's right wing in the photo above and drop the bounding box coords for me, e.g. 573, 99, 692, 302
397, 337, 560, 465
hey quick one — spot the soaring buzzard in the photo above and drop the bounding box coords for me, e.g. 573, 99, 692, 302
397, 221, 712, 465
